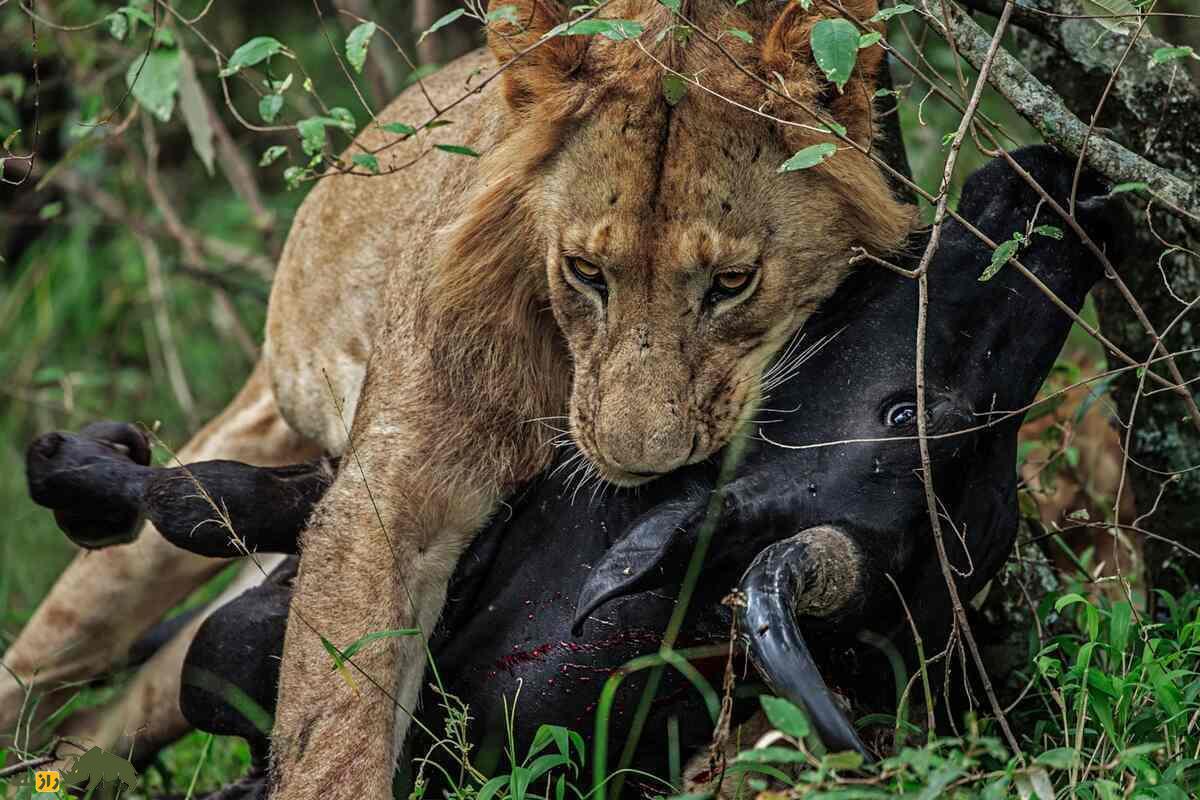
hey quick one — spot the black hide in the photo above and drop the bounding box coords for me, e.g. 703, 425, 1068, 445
25, 147, 1114, 792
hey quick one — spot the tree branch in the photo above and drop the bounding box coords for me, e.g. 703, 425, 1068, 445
941, 1, 1199, 218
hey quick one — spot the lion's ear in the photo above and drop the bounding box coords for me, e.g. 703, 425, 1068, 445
487, 0, 587, 117
759, 0, 882, 145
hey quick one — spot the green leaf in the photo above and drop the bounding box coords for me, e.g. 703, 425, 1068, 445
0, 74, 25, 102
1110, 181, 1148, 194
810, 18, 860, 91
346, 22, 377, 75
525, 754, 571, 783
759, 696, 811, 738
319, 635, 359, 691
1018, 769, 1056, 800
106, 11, 128, 41
419, 8, 466, 44
821, 751, 864, 771
125, 50, 181, 123
725, 28, 753, 44
823, 120, 847, 137
352, 153, 380, 173
736, 746, 808, 763
870, 3, 915, 22
1153, 46, 1196, 64
662, 74, 687, 106
381, 121, 416, 137
979, 237, 1019, 281
336, 628, 418, 663
123, 6, 154, 30
435, 143, 480, 157
1033, 224, 1064, 240
329, 106, 356, 131
1055, 592, 1090, 613
259, 93, 283, 124
1036, 747, 1079, 769
550, 19, 645, 41
487, 4, 520, 24
476, 775, 510, 800
1080, 0, 1140, 35
220, 36, 286, 78
659, 0, 682, 10
39, 201, 62, 220
778, 142, 837, 172
298, 117, 327, 156
283, 165, 306, 188
858, 31, 882, 48
178, 50, 215, 175
259, 145, 287, 166
1109, 600, 1132, 654
511, 765, 532, 800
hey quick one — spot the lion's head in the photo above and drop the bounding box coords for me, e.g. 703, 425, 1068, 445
436, 0, 914, 485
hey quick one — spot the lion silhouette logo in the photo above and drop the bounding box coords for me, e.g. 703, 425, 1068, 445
61, 746, 138, 793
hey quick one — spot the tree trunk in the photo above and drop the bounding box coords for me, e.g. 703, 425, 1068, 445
966, 0, 1200, 597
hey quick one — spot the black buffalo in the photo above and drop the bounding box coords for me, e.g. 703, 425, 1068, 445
25, 147, 1113, 793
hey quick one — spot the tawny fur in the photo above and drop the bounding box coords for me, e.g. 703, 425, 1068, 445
4, 0, 913, 796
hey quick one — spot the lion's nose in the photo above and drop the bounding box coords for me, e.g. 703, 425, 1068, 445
594, 405, 696, 477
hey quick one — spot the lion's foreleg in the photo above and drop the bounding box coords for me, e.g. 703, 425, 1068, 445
268, 442, 498, 800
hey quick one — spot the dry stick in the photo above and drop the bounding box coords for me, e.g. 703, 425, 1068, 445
137, 119, 262, 363
936, 6, 1200, 424
0, 753, 55, 780
675, 5, 1189, 405
941, 5, 1200, 434
1, 0, 39, 186
1067, 0, 1154, 215
912, 0, 1023, 759
979, 139, 1200, 434
139, 234, 198, 428
938, 1, 1197, 220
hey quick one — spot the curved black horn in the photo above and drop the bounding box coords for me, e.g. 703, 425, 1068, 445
737, 526, 872, 760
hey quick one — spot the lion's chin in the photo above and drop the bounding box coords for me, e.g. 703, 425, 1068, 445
589, 459, 660, 488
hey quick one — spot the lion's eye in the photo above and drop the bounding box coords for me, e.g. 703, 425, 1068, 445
707, 269, 756, 303
567, 257, 606, 292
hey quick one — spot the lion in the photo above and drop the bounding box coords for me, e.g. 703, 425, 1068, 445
2, 0, 912, 796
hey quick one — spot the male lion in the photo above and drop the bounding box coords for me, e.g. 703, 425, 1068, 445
3, 0, 912, 795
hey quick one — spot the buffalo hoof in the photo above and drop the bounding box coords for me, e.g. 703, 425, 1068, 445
26, 421, 153, 548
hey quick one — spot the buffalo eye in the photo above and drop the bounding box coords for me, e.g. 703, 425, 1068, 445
566, 257, 606, 294
885, 401, 918, 428
706, 268, 756, 305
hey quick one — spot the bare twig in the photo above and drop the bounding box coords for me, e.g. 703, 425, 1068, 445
912, 0, 1023, 758
941, 1, 1198, 219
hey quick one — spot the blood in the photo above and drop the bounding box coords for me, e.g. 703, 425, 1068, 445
490, 629, 664, 675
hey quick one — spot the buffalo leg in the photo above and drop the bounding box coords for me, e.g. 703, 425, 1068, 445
2, 360, 321, 760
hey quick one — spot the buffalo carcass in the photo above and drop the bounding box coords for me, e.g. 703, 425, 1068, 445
25, 147, 1113, 791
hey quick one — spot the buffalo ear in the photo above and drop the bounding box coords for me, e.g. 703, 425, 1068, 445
487, 0, 588, 117
760, 0, 882, 146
